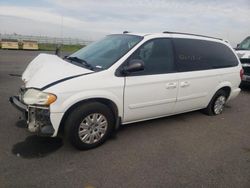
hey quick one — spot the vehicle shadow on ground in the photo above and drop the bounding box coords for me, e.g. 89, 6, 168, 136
11, 104, 233, 158
115, 110, 203, 136
15, 119, 27, 128
12, 135, 63, 159
12, 111, 199, 157
240, 84, 250, 92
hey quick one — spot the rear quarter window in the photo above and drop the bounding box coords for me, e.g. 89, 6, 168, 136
173, 38, 238, 72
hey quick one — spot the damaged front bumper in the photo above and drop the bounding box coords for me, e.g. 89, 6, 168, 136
9, 96, 55, 136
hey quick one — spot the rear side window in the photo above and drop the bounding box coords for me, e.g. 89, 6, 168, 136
128, 38, 175, 75
173, 38, 238, 72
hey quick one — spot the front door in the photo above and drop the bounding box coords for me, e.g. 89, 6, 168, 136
123, 38, 179, 123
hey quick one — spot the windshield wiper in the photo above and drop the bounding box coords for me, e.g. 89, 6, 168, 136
66, 56, 94, 70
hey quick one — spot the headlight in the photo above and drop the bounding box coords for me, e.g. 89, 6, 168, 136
23, 88, 57, 106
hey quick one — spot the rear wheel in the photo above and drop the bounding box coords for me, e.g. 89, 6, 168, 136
64, 102, 115, 150
203, 90, 227, 116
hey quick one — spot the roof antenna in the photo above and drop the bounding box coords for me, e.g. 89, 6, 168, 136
123, 31, 130, 34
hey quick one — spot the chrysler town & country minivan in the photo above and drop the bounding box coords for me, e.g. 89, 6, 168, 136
10, 32, 242, 150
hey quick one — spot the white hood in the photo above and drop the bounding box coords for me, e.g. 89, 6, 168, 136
235, 50, 250, 59
22, 53, 93, 89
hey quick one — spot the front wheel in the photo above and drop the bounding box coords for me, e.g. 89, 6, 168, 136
203, 90, 227, 116
64, 102, 115, 150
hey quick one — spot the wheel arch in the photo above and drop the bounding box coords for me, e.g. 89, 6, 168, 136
206, 83, 232, 108
203, 84, 232, 116
219, 86, 231, 99
213, 81, 233, 97
58, 97, 120, 135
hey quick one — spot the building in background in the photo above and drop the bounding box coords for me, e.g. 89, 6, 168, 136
0, 39, 19, 49
21, 40, 39, 50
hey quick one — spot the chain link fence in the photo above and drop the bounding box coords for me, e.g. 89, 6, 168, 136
0, 33, 92, 45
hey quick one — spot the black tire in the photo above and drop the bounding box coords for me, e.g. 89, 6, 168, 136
203, 90, 227, 116
64, 102, 115, 150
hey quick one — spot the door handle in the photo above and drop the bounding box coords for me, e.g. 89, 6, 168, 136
166, 82, 177, 89
180, 81, 190, 88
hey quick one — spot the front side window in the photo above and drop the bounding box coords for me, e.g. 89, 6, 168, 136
173, 38, 238, 72
68, 34, 143, 70
127, 38, 175, 75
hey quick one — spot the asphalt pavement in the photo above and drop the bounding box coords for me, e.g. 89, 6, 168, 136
0, 50, 250, 188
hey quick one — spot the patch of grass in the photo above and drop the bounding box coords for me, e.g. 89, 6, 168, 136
38, 43, 85, 52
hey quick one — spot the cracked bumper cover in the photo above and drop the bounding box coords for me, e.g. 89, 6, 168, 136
9, 96, 55, 136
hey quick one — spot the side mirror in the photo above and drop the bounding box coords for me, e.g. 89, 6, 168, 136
122, 59, 144, 75
237, 44, 240, 48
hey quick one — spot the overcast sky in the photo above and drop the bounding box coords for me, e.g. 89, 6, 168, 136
0, 0, 249, 46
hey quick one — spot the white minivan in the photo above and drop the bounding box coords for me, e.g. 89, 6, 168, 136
10, 32, 242, 150
235, 36, 250, 83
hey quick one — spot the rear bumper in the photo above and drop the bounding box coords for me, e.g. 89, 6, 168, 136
242, 74, 250, 83
228, 88, 241, 101
9, 96, 55, 136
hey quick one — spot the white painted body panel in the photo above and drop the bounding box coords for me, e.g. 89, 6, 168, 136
123, 73, 178, 123
174, 66, 241, 113
20, 33, 242, 137
22, 53, 93, 88
45, 70, 124, 136
174, 70, 221, 113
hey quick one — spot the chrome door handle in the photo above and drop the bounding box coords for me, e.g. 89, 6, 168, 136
180, 81, 190, 88
166, 83, 177, 89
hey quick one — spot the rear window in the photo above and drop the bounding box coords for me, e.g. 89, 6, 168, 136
173, 38, 238, 72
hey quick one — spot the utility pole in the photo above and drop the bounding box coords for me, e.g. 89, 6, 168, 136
56, 15, 64, 56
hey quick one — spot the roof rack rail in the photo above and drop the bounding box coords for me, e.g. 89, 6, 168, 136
163, 31, 223, 41
123, 31, 130, 34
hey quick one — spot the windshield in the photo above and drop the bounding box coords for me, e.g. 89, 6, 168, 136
238, 37, 250, 50
69, 34, 143, 70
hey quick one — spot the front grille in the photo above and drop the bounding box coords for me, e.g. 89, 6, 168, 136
240, 59, 250, 76
243, 67, 250, 76
240, 58, 250, 64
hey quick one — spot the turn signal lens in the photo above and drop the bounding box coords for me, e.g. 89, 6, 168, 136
46, 94, 57, 105
23, 88, 57, 106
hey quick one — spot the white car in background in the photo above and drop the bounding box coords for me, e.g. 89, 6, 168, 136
10, 32, 242, 150
235, 36, 250, 84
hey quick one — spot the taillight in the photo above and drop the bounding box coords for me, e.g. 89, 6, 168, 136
240, 68, 244, 80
